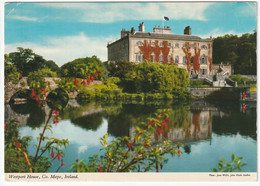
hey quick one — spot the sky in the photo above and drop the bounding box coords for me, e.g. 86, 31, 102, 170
4, 1, 257, 67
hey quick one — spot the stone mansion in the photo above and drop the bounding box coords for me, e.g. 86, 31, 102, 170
107, 22, 231, 76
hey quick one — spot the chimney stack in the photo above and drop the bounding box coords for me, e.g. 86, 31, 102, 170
184, 26, 191, 35
138, 22, 145, 32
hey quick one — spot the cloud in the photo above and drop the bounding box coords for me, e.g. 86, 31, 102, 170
8, 15, 39, 22
39, 2, 211, 23
5, 32, 114, 66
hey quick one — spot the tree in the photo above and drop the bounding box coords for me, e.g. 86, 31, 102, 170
107, 60, 136, 79
9, 47, 46, 76
60, 56, 106, 79
212, 32, 256, 75
4, 53, 20, 84
44, 60, 60, 74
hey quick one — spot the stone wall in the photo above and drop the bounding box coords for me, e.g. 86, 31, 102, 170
190, 87, 250, 100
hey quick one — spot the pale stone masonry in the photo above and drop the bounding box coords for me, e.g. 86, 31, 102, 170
107, 22, 221, 76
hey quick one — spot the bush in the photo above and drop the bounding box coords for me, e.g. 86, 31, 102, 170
124, 61, 190, 94
230, 74, 251, 85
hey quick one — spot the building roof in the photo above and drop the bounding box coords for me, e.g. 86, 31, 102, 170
132, 32, 211, 41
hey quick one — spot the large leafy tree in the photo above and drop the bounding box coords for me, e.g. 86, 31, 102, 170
213, 31, 256, 75
60, 55, 106, 79
9, 47, 45, 76
44, 60, 60, 74
107, 60, 136, 79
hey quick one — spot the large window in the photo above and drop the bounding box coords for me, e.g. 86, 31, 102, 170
201, 69, 207, 75
175, 56, 179, 64
136, 53, 143, 62
151, 42, 155, 47
191, 57, 194, 64
151, 55, 155, 62
168, 42, 171, 47
159, 42, 163, 47
175, 43, 179, 48
183, 56, 187, 64
168, 55, 171, 63
159, 55, 163, 63
200, 55, 207, 64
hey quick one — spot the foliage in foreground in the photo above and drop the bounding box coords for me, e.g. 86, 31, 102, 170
211, 154, 247, 172
71, 108, 183, 172
5, 97, 69, 173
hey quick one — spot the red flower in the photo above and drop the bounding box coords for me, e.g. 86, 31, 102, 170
76, 159, 78, 162
177, 150, 183, 155
53, 109, 59, 116
57, 152, 63, 160
156, 127, 162, 135
54, 116, 59, 124
87, 77, 90, 84
164, 117, 169, 122
162, 121, 168, 128
43, 88, 46, 96
46, 97, 48, 101
18, 73, 22, 80
99, 165, 103, 172
4, 78, 7, 83
95, 70, 98, 76
31, 88, 36, 97
35, 95, 40, 102
4, 122, 6, 129
51, 149, 55, 158
91, 74, 94, 82
81, 77, 86, 85
74, 77, 78, 87
144, 144, 149, 148
61, 160, 65, 167
127, 141, 131, 150
148, 120, 153, 126
15, 141, 21, 149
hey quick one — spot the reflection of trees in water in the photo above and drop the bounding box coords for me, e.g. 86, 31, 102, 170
71, 112, 103, 131
9, 95, 45, 128
212, 108, 256, 140
106, 102, 170, 137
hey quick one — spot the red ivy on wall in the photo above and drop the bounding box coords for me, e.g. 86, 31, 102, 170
193, 42, 201, 74
138, 40, 153, 61
161, 41, 170, 64
182, 42, 192, 72
208, 43, 212, 72
138, 40, 170, 64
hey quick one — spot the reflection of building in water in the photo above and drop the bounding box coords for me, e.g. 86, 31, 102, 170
129, 110, 213, 143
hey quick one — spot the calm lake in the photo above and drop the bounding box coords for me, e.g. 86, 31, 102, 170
5, 99, 257, 172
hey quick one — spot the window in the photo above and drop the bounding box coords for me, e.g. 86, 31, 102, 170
159, 55, 163, 63
190, 44, 194, 49
168, 55, 171, 63
151, 55, 155, 62
183, 56, 187, 64
137, 41, 143, 46
175, 43, 179, 48
191, 57, 194, 64
201, 45, 207, 49
151, 42, 155, 47
202, 69, 207, 75
136, 53, 143, 62
183, 43, 186, 48
190, 68, 194, 75
159, 42, 163, 47
200, 55, 207, 64
168, 42, 171, 47
175, 56, 179, 64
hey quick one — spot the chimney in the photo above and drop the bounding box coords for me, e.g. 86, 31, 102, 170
184, 26, 191, 35
121, 28, 129, 38
138, 22, 145, 32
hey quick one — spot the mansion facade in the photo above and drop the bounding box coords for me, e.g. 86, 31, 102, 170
107, 22, 231, 76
